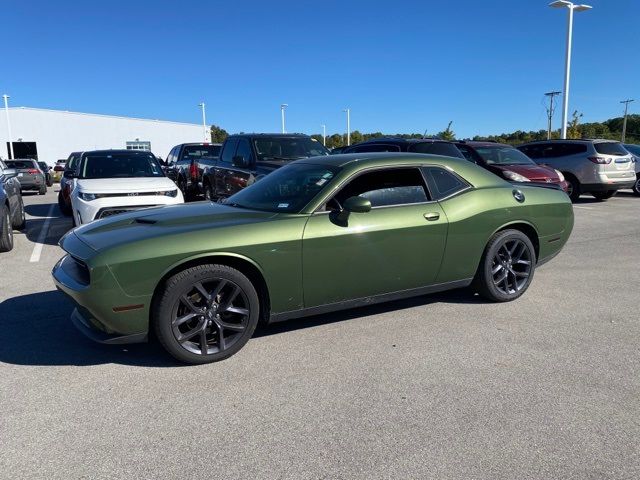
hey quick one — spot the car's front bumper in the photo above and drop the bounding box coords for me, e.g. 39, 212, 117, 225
52, 250, 151, 343
73, 193, 183, 225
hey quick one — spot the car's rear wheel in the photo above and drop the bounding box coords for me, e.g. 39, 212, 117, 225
592, 190, 616, 200
0, 204, 14, 252
565, 175, 581, 202
58, 191, 72, 216
178, 178, 190, 202
39, 185, 47, 195
474, 229, 536, 302
631, 175, 640, 196
153, 264, 260, 364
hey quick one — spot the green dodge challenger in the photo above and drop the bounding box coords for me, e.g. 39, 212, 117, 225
52, 153, 574, 364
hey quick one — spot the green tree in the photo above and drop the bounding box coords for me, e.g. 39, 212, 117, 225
567, 111, 583, 139
210, 124, 228, 143
437, 121, 456, 141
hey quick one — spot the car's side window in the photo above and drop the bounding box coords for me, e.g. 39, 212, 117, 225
166, 147, 177, 165
234, 139, 252, 165
422, 167, 469, 200
456, 145, 482, 164
176, 147, 190, 165
220, 139, 239, 164
332, 168, 430, 208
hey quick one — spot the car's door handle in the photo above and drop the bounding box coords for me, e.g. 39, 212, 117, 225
424, 212, 440, 221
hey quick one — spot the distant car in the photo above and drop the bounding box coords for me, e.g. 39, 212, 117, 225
0, 159, 26, 252
343, 137, 465, 158
518, 139, 635, 202
164, 143, 222, 200
38, 161, 54, 187
202, 133, 330, 201
4, 159, 47, 195
623, 144, 640, 195
68, 150, 184, 225
455, 141, 568, 192
330, 146, 347, 154
58, 152, 82, 216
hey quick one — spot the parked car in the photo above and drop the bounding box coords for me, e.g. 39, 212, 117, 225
38, 161, 54, 187
330, 146, 347, 154
164, 143, 222, 200
455, 141, 568, 192
4, 159, 47, 195
53, 152, 574, 364
201, 134, 329, 201
343, 137, 465, 158
58, 152, 82, 216
622, 144, 640, 195
517, 139, 635, 202
68, 150, 184, 225
0, 160, 26, 252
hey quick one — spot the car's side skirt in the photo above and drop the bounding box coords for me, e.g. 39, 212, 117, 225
269, 278, 473, 323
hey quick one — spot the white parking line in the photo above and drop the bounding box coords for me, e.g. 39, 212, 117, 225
29, 204, 56, 263
573, 206, 594, 210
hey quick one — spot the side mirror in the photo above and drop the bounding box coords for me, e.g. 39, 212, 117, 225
232, 155, 249, 168
343, 196, 372, 214
63, 170, 76, 179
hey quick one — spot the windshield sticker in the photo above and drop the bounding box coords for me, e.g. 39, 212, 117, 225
316, 178, 328, 186
322, 173, 333, 178
277, 203, 289, 209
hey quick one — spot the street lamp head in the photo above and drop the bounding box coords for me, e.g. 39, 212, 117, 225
281, 104, 288, 108
574, 4, 592, 11
549, 0, 571, 8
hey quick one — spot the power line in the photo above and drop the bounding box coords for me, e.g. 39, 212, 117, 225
620, 99, 634, 142
544, 91, 562, 139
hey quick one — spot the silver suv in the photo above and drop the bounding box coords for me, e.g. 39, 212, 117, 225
517, 139, 635, 202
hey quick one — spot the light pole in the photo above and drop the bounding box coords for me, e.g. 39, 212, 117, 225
343, 108, 350, 146
3, 94, 14, 159
620, 99, 634, 143
321, 124, 326, 146
549, 1, 592, 139
198, 102, 208, 142
544, 91, 561, 139
280, 104, 288, 133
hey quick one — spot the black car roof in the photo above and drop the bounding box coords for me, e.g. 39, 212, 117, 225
356, 137, 452, 144
228, 133, 311, 138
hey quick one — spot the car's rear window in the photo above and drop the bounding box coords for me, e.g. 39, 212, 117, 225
5, 160, 36, 169
594, 142, 628, 156
407, 142, 464, 159
183, 145, 221, 159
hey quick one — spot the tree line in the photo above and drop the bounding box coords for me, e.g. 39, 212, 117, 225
209, 114, 640, 148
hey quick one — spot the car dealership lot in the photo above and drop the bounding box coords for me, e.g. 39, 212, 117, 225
1, 188, 639, 479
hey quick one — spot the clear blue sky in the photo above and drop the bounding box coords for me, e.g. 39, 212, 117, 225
3, 0, 638, 138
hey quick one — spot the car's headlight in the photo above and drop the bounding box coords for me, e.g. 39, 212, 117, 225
160, 189, 178, 198
503, 170, 531, 182
78, 192, 97, 201
554, 169, 565, 182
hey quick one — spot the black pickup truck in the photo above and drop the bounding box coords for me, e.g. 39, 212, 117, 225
201, 134, 329, 201
164, 143, 222, 199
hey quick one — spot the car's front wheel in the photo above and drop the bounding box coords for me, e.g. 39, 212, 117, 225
13, 196, 26, 230
592, 190, 616, 200
474, 229, 536, 302
0, 204, 14, 252
632, 175, 640, 196
153, 264, 260, 364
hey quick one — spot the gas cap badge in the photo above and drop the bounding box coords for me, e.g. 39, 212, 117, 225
513, 189, 525, 203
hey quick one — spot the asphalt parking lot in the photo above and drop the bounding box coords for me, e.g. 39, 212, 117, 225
1, 187, 639, 479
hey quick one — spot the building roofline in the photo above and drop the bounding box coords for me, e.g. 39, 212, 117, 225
5, 106, 203, 128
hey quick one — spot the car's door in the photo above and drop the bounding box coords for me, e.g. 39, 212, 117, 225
302, 166, 448, 307
222, 138, 255, 197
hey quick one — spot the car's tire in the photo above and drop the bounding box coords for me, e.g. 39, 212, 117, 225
178, 178, 190, 202
71, 214, 76, 228
58, 191, 72, 216
473, 229, 536, 302
565, 175, 581, 202
631, 175, 640, 196
204, 182, 215, 201
592, 190, 616, 201
13, 196, 26, 230
0, 204, 14, 252
46, 177, 53, 187
39, 185, 47, 195
153, 264, 260, 364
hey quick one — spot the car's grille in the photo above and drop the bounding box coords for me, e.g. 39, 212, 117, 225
95, 205, 158, 220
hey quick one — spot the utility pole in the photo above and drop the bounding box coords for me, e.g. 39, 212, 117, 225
544, 91, 561, 139
620, 99, 634, 143
3, 94, 13, 159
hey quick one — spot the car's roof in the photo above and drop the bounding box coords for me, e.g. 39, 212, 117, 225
520, 138, 621, 145
356, 137, 452, 144
458, 141, 513, 148
81, 149, 153, 156
298, 152, 468, 169
180, 142, 222, 146
229, 133, 311, 138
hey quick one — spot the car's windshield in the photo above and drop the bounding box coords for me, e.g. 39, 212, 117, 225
624, 144, 640, 156
223, 163, 339, 213
183, 145, 221, 159
254, 137, 329, 161
79, 152, 164, 179
475, 147, 535, 165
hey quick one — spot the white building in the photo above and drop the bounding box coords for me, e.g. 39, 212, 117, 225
0, 107, 208, 164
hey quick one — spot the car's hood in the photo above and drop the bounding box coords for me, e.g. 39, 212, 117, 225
72, 202, 279, 251
491, 164, 559, 181
76, 177, 177, 193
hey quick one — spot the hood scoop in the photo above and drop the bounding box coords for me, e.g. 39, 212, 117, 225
134, 218, 157, 225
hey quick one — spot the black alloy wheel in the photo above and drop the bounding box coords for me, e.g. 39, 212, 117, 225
154, 264, 260, 364
474, 229, 536, 302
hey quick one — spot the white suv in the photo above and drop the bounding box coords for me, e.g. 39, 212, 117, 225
70, 150, 184, 225
518, 139, 635, 202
